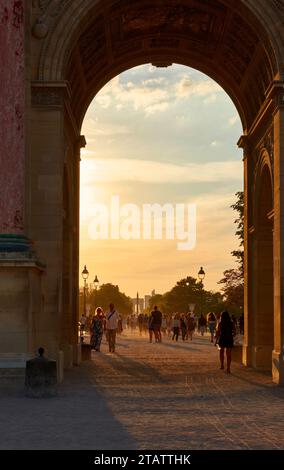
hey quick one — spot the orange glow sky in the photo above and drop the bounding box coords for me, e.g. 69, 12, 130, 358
80, 64, 243, 298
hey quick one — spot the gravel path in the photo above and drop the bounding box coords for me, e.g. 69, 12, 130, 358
1, 330, 284, 450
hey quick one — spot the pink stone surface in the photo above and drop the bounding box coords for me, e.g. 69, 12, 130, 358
0, 1, 24, 234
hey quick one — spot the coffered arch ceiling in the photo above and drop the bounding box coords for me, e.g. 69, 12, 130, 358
38, 0, 280, 131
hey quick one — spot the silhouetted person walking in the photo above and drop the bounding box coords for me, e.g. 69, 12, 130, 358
215, 311, 236, 374
106, 303, 119, 353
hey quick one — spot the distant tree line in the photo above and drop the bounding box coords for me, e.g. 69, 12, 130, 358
80, 283, 133, 317
79, 192, 244, 318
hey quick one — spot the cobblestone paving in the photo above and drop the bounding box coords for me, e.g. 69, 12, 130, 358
89, 331, 284, 450
1, 330, 284, 449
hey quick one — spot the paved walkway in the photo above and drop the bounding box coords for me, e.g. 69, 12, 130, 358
1, 330, 284, 449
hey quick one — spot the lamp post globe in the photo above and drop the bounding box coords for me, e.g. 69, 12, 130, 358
93, 275, 99, 290
198, 267, 205, 282
93, 275, 99, 310
82, 265, 89, 281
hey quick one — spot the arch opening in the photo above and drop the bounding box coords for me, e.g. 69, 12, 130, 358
253, 164, 274, 369
79, 63, 244, 321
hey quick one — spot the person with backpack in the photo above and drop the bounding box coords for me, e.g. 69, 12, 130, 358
106, 303, 119, 353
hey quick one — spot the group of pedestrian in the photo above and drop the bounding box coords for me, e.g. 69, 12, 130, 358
146, 308, 237, 374
82, 303, 123, 354
80, 303, 239, 373
170, 312, 196, 342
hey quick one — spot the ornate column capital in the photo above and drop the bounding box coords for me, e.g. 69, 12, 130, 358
265, 81, 284, 113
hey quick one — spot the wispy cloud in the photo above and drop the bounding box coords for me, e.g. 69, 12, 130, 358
93, 73, 224, 116
81, 158, 242, 185
83, 118, 130, 137
175, 76, 222, 101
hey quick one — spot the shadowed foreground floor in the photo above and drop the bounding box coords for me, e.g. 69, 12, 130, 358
1, 330, 284, 449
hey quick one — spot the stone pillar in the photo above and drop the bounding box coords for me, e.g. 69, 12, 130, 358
0, 2, 46, 374
71, 137, 85, 366
30, 82, 67, 362
239, 136, 254, 367
30, 82, 84, 370
270, 82, 284, 384
0, 0, 25, 235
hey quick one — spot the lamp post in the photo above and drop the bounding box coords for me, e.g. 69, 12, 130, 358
93, 275, 99, 310
81, 264, 89, 320
198, 267, 205, 316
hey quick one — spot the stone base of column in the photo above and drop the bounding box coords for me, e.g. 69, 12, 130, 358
243, 344, 273, 370
272, 350, 284, 385
0, 353, 31, 377
0, 244, 45, 376
61, 344, 73, 369
73, 344, 81, 366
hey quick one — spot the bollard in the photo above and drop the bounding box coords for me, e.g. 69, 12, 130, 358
25, 348, 58, 398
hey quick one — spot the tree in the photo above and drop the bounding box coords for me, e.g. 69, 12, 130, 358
218, 191, 244, 314
231, 191, 244, 274
147, 276, 225, 316
87, 283, 133, 317
218, 269, 244, 314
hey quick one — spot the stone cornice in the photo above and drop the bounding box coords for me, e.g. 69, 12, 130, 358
31, 80, 72, 107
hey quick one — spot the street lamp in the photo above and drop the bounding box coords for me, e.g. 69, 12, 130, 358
93, 275, 99, 310
198, 267, 205, 283
81, 264, 89, 317
198, 267, 205, 316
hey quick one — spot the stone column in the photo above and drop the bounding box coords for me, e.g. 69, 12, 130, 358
270, 82, 284, 384
239, 135, 254, 367
72, 137, 85, 366
0, 0, 25, 236
0, 2, 45, 374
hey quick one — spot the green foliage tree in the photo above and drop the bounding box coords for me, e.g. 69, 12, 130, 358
218, 191, 244, 315
146, 276, 225, 316
231, 191, 244, 273
83, 283, 133, 317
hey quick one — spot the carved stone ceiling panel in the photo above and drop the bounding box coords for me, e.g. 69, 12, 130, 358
64, 0, 275, 128
110, 1, 226, 45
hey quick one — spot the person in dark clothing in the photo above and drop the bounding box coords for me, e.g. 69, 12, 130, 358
215, 311, 236, 374
150, 306, 162, 343
90, 307, 104, 352
180, 315, 187, 341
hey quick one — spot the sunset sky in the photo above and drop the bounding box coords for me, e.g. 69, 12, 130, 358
80, 64, 243, 298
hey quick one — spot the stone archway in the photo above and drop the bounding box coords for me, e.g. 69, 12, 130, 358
251, 158, 274, 369
1, 0, 284, 383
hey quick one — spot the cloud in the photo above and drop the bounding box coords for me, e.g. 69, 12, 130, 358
175, 76, 222, 100
228, 115, 239, 126
211, 140, 222, 147
95, 76, 170, 115
81, 157, 242, 185
93, 73, 224, 117
83, 118, 130, 137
